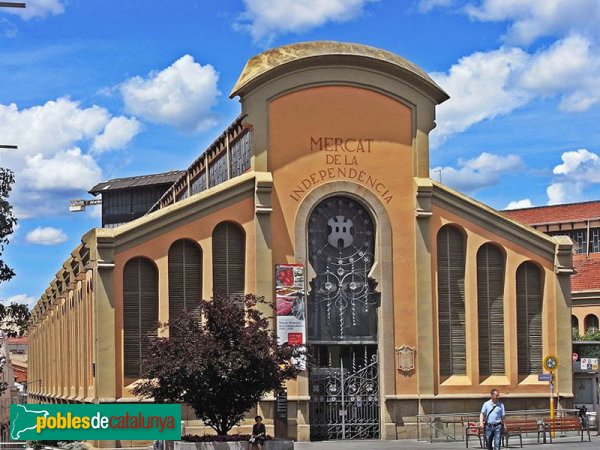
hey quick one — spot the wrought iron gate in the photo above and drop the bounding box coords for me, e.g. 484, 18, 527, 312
309, 345, 380, 440
307, 196, 381, 440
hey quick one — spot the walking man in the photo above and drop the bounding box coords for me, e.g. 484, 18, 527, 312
479, 388, 505, 450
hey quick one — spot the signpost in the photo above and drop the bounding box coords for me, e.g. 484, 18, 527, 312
542, 354, 559, 436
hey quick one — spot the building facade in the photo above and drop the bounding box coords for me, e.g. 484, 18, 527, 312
28, 42, 574, 441
503, 201, 600, 337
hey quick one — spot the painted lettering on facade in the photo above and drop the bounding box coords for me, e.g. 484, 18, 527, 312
288, 137, 393, 204
289, 167, 393, 204
310, 137, 373, 153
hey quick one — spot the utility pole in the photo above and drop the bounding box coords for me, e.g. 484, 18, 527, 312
0, 3, 25, 8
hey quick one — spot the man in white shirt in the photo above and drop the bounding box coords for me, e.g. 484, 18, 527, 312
479, 388, 506, 450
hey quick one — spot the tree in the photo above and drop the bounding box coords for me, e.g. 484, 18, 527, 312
0, 302, 31, 337
133, 293, 303, 435
0, 168, 16, 285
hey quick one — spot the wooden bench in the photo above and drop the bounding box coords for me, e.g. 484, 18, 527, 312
542, 417, 591, 443
503, 419, 545, 447
465, 422, 483, 448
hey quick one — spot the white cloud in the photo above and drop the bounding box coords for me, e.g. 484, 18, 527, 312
236, 0, 377, 44
431, 34, 600, 145
120, 55, 220, 132
552, 149, 600, 182
92, 116, 141, 152
26, 226, 68, 245
431, 152, 523, 193
464, 0, 600, 45
430, 47, 531, 146
0, 17, 17, 37
546, 149, 600, 204
418, 0, 455, 13
505, 199, 533, 210
2, 0, 66, 21
0, 98, 138, 218
21, 148, 102, 190
3, 294, 36, 309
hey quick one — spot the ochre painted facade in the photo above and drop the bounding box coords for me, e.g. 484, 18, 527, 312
28, 42, 574, 442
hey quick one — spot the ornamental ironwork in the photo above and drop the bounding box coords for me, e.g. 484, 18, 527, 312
307, 196, 379, 343
309, 345, 380, 440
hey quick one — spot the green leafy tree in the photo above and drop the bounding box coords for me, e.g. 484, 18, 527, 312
573, 328, 600, 359
0, 167, 19, 397
0, 168, 16, 285
133, 293, 303, 435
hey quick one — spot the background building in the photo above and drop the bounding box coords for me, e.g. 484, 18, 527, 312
503, 201, 600, 336
27, 42, 574, 442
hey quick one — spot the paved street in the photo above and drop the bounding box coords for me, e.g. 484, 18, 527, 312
293, 433, 600, 449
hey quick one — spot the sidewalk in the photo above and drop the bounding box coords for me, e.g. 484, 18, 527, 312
293, 433, 600, 449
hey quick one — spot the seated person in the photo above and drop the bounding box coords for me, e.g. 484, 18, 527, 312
248, 415, 266, 450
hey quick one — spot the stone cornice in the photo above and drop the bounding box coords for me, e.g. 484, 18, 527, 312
431, 182, 560, 261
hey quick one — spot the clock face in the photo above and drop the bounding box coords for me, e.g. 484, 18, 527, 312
543, 355, 559, 371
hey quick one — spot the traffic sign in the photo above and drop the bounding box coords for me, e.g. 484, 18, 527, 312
543, 354, 559, 371
538, 373, 552, 382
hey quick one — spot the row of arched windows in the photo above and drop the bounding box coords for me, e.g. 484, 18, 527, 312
437, 225, 544, 377
123, 221, 245, 378
572, 314, 600, 334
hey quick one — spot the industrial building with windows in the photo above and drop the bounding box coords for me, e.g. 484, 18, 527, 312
27, 42, 574, 442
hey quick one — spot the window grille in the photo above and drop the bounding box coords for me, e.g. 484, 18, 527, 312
437, 225, 466, 376
212, 222, 245, 302
477, 244, 505, 376
209, 154, 228, 187
516, 262, 543, 374
123, 257, 159, 378
168, 239, 202, 324
230, 132, 251, 177
590, 228, 600, 253
190, 172, 207, 195
584, 314, 599, 333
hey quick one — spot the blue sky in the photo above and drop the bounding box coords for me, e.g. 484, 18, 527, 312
1, 0, 600, 307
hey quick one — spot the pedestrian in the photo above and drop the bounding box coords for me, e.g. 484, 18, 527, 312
248, 415, 266, 450
479, 388, 505, 450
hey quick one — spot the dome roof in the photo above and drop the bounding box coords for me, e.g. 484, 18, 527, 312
230, 41, 449, 103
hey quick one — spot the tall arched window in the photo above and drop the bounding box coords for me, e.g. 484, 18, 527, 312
572, 315, 579, 334
437, 225, 466, 376
123, 257, 158, 378
516, 262, 543, 375
477, 244, 505, 376
584, 314, 599, 334
168, 239, 202, 321
212, 222, 245, 301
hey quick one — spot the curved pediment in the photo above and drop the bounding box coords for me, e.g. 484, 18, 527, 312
230, 41, 449, 104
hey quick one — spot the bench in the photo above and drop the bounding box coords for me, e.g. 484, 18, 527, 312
465, 422, 483, 448
503, 419, 545, 447
542, 417, 591, 443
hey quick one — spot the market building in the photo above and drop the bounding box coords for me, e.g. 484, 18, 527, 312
27, 42, 574, 442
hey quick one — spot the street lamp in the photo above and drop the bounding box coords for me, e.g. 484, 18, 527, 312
0, 3, 25, 8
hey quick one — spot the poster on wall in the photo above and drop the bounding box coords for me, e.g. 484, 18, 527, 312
275, 264, 305, 346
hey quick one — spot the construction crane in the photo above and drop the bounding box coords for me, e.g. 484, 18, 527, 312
69, 198, 102, 212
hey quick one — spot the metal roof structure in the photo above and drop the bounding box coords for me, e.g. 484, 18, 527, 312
88, 170, 185, 195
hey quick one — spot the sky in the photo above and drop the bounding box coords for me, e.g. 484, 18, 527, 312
1, 0, 600, 308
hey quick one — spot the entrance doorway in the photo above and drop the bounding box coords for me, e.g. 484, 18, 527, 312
306, 196, 380, 440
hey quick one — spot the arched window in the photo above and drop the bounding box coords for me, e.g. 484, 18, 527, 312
584, 314, 599, 334
572, 315, 579, 334
168, 239, 202, 321
212, 222, 245, 301
437, 225, 466, 376
477, 244, 505, 376
123, 257, 158, 378
516, 262, 543, 375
